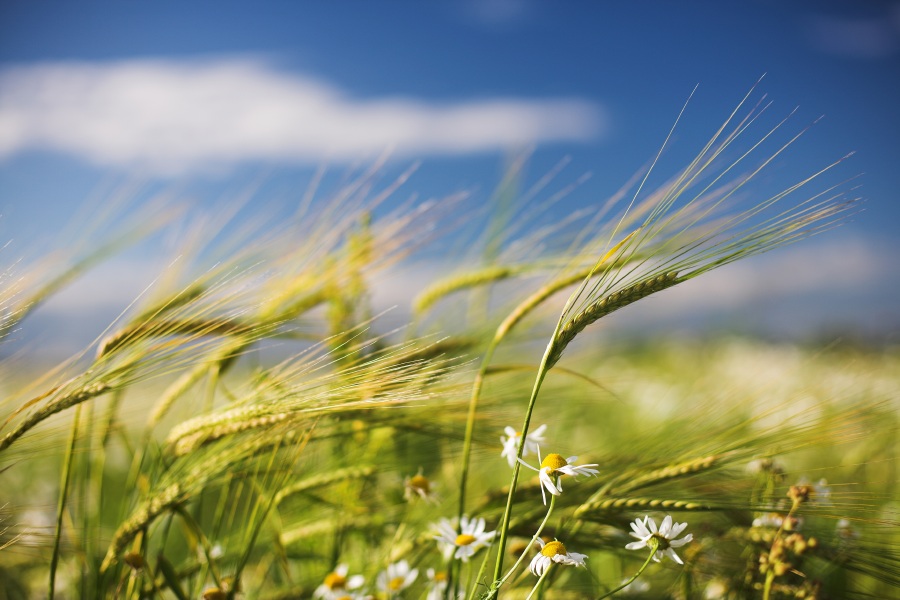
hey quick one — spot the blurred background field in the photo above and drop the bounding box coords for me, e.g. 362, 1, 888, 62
1, 328, 897, 597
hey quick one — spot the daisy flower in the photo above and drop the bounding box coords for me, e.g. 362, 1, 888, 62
528, 538, 588, 577
518, 450, 599, 505
377, 560, 418, 596
501, 424, 547, 468
433, 515, 496, 561
625, 515, 693, 564
404, 470, 439, 503
314, 564, 365, 599
426, 568, 462, 600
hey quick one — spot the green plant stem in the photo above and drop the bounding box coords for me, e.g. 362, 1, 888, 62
488, 339, 556, 598
49, 405, 82, 600
525, 567, 550, 600
762, 571, 776, 600
467, 537, 496, 600
501, 493, 557, 587
228, 450, 282, 600
596, 549, 655, 600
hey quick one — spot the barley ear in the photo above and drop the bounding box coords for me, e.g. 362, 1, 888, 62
413, 265, 519, 315
546, 271, 679, 368
574, 497, 714, 519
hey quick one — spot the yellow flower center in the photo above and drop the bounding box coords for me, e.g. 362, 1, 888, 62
540, 453, 568, 473
409, 474, 430, 493
541, 540, 567, 557
324, 572, 347, 590
455, 533, 477, 546
389, 576, 406, 591
433, 571, 448, 583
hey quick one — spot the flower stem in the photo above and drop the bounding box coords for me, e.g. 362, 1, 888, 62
762, 571, 776, 600
488, 339, 556, 598
596, 549, 655, 600
525, 566, 550, 600
500, 493, 557, 587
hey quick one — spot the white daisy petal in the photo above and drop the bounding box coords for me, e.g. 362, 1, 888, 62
625, 540, 648, 550
630, 517, 652, 538
539, 470, 561, 495
669, 521, 688, 539
659, 515, 674, 537
529, 554, 550, 576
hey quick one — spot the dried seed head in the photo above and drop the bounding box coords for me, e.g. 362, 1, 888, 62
788, 484, 813, 505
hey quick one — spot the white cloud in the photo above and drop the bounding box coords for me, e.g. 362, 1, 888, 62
804, 13, 900, 59
0, 57, 605, 174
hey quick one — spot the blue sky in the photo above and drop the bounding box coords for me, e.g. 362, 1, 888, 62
1, 0, 899, 353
